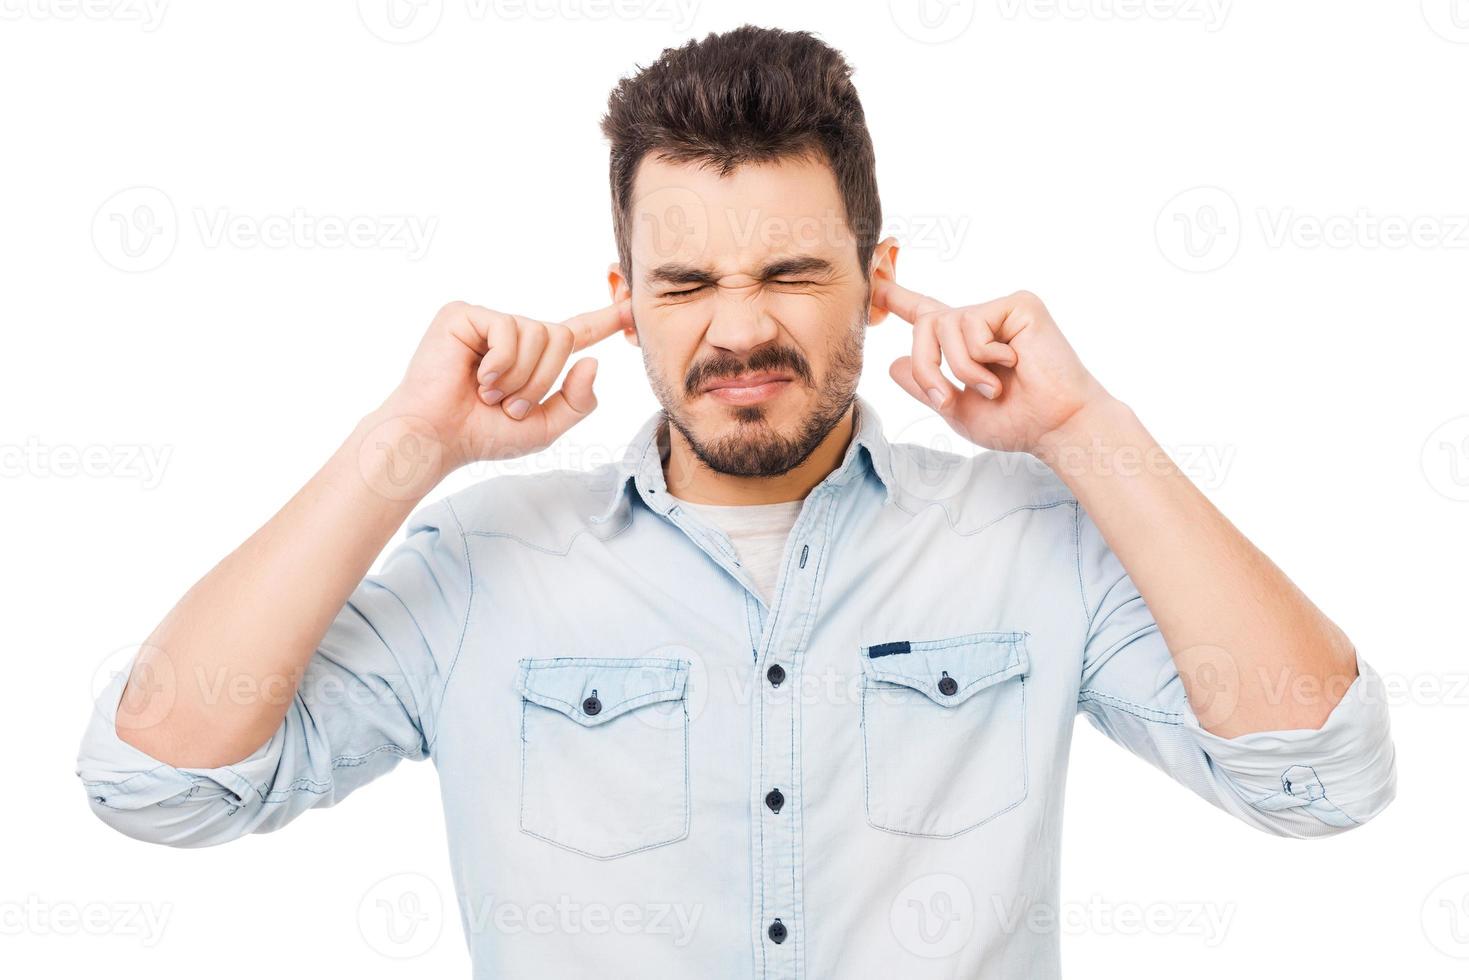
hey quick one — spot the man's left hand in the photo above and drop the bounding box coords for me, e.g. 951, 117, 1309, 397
874, 282, 1112, 456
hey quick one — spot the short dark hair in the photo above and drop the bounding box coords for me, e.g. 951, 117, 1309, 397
600, 25, 881, 285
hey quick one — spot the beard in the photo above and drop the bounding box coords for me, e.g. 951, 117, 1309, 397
642, 306, 867, 479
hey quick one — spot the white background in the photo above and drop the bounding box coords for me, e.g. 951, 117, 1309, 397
2, 1, 1465, 976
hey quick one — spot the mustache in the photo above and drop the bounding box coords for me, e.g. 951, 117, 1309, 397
685, 346, 813, 395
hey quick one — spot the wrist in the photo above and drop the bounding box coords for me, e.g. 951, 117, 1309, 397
349, 401, 456, 502
1035, 393, 1131, 450
1031, 396, 1149, 479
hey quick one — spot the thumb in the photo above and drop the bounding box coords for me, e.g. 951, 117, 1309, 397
888, 354, 926, 405
537, 356, 600, 442
890, 354, 960, 418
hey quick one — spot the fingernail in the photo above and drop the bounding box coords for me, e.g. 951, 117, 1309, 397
977, 383, 997, 399
482, 388, 503, 404
507, 398, 530, 419
927, 387, 945, 408
481, 370, 500, 385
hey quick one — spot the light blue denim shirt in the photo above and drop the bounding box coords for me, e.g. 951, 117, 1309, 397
76, 393, 1397, 978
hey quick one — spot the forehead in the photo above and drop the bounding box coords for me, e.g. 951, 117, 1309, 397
626, 153, 856, 276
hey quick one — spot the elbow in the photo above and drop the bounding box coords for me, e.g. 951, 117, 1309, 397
77, 683, 261, 848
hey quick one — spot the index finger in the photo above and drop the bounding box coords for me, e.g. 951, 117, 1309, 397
562, 298, 634, 351
873, 279, 950, 324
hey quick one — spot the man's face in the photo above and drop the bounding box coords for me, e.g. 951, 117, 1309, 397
614, 154, 875, 479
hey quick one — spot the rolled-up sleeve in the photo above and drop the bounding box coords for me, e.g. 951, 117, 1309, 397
75, 495, 471, 847
1072, 504, 1397, 839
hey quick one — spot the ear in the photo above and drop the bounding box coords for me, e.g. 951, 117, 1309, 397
606, 261, 639, 346
866, 236, 899, 328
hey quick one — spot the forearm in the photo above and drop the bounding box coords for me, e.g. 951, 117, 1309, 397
1035, 397, 1359, 737
116, 404, 447, 768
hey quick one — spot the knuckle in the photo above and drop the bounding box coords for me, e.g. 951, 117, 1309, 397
517, 317, 548, 345
489, 327, 517, 354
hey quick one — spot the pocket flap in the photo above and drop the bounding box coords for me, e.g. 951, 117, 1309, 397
861, 631, 1029, 706
516, 657, 689, 727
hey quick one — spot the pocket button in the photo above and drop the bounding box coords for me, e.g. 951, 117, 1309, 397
581, 693, 602, 716
938, 673, 958, 696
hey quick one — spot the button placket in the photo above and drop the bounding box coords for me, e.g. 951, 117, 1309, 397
749, 489, 832, 979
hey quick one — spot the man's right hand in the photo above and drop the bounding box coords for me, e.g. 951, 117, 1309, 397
375, 299, 633, 483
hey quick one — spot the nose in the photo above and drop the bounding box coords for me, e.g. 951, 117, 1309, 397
704, 287, 780, 354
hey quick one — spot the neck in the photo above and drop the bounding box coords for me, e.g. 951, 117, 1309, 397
662, 404, 857, 506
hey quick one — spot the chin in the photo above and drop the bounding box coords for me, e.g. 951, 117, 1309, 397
698, 392, 799, 431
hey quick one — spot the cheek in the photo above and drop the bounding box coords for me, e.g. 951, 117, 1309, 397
639, 301, 713, 362
763, 290, 832, 320
765, 289, 863, 342
635, 303, 707, 376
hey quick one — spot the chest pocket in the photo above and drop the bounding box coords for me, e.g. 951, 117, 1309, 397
516, 657, 691, 860
859, 632, 1031, 837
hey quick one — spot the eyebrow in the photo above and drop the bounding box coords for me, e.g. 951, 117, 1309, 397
645, 255, 835, 288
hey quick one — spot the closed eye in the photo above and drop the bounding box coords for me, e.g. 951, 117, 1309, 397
660, 279, 820, 298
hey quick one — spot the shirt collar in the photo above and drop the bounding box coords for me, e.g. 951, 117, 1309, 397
589, 393, 895, 525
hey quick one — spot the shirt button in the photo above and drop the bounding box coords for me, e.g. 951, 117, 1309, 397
765, 788, 784, 814
766, 663, 786, 687
582, 694, 602, 716
938, 673, 958, 697
768, 918, 787, 944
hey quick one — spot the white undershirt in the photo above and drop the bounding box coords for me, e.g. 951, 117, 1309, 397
669, 495, 805, 603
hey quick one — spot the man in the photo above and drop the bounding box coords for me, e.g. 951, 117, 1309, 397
77, 25, 1396, 979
